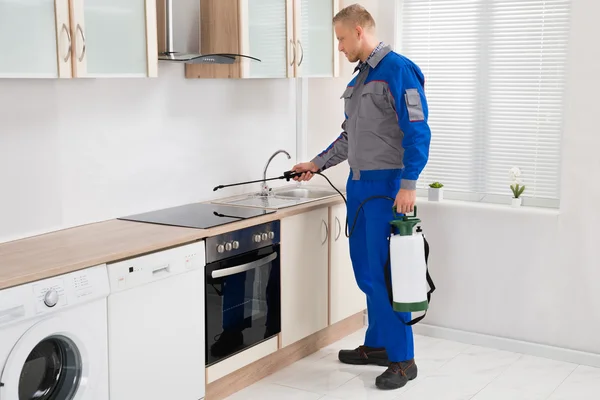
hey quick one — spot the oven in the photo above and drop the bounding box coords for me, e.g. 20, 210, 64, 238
204, 220, 281, 366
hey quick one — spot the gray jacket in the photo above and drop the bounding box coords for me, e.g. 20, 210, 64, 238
311, 45, 431, 190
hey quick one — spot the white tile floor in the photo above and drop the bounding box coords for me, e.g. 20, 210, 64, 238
225, 327, 600, 400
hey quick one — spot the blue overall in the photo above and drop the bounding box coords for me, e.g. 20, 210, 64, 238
311, 43, 431, 363
346, 169, 414, 362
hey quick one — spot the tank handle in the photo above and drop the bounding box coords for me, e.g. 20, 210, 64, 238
392, 205, 418, 220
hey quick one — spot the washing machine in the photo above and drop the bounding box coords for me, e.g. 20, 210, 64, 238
0, 264, 110, 400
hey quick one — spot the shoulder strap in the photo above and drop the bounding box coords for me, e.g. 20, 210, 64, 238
405, 235, 435, 326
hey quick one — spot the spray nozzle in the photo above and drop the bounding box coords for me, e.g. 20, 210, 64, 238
283, 170, 303, 181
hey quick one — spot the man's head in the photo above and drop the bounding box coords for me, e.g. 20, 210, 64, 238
333, 4, 378, 63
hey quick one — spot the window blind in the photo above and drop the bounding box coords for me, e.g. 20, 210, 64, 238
397, 0, 570, 207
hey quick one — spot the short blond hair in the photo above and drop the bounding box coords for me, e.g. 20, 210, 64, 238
333, 4, 376, 29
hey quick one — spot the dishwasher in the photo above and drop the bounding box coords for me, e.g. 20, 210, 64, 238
106, 241, 206, 400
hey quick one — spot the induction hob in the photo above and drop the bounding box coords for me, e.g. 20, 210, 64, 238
118, 203, 276, 229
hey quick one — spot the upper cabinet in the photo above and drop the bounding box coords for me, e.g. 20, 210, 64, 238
0, 0, 67, 78
70, 0, 157, 78
0, 0, 157, 79
0, 0, 338, 80
185, 0, 340, 79
295, 0, 340, 78
241, 0, 292, 78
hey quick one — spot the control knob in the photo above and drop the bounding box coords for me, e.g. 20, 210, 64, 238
225, 242, 232, 251
253, 234, 262, 243
44, 289, 59, 308
268, 231, 275, 240
261, 233, 268, 241
232, 241, 240, 249
217, 244, 225, 253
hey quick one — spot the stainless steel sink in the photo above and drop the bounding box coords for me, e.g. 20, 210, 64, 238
275, 188, 339, 200
212, 185, 342, 210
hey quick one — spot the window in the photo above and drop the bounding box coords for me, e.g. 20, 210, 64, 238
396, 0, 570, 208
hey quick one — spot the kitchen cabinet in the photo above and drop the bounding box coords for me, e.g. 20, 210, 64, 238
0, 0, 65, 78
295, 0, 340, 77
0, 0, 157, 79
280, 207, 329, 347
329, 203, 366, 325
185, 0, 340, 79
242, 0, 292, 79
70, 0, 157, 78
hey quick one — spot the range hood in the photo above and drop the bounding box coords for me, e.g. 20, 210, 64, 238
158, 0, 260, 65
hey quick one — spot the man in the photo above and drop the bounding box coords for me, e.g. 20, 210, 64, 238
291, 4, 431, 391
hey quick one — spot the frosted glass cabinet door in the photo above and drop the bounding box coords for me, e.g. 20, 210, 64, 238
296, 0, 339, 77
71, 0, 157, 77
241, 0, 293, 78
0, 0, 70, 78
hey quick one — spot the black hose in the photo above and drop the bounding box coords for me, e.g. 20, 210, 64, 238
308, 172, 395, 239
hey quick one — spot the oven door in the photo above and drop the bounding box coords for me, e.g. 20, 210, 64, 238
205, 244, 280, 366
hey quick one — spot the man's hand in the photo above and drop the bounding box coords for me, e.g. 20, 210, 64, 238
394, 189, 417, 215
291, 162, 319, 182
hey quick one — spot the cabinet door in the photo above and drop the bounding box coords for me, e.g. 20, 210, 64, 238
70, 0, 157, 78
329, 204, 366, 325
280, 208, 329, 347
294, 0, 339, 77
240, 0, 294, 78
0, 0, 71, 78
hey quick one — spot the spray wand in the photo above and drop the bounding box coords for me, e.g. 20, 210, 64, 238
213, 171, 303, 191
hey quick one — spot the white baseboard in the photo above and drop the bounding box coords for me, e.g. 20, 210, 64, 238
413, 323, 600, 368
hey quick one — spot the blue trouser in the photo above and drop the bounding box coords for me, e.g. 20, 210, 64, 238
346, 169, 415, 362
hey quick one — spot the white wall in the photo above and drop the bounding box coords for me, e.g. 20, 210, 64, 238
306, 0, 600, 357
0, 0, 297, 243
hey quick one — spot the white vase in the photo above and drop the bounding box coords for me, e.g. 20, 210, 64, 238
511, 197, 522, 207
428, 187, 443, 201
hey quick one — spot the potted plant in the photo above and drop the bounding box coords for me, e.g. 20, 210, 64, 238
428, 181, 444, 201
509, 167, 525, 207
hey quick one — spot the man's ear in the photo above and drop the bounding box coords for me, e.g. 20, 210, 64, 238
355, 25, 364, 39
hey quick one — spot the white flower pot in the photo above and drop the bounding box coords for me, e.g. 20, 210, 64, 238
428, 187, 443, 201
511, 197, 522, 207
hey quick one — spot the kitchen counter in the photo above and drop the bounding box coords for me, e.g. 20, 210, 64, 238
0, 195, 344, 290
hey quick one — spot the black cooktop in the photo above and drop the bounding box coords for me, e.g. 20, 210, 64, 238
118, 203, 275, 229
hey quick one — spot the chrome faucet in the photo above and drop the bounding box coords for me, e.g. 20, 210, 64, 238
261, 149, 291, 195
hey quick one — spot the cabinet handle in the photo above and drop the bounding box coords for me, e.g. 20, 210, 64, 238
61, 23, 72, 62
297, 40, 304, 66
335, 216, 341, 241
76, 24, 86, 62
289, 39, 296, 66
321, 220, 329, 245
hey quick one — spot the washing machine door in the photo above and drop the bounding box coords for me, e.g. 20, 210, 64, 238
0, 317, 92, 400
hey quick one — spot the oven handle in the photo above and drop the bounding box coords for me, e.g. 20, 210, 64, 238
211, 252, 278, 279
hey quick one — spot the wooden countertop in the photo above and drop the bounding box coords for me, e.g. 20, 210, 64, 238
0, 195, 344, 290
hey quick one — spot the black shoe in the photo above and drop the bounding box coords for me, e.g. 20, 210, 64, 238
375, 359, 418, 390
338, 345, 390, 366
